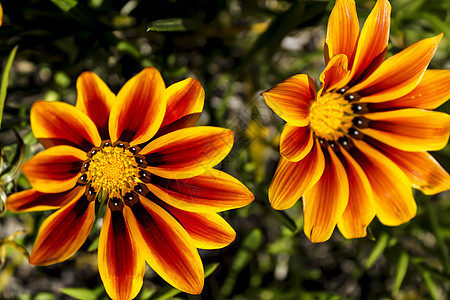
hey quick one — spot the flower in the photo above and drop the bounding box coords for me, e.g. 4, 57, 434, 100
262, 0, 450, 243
7, 67, 254, 299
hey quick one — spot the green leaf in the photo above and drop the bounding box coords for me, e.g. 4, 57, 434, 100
272, 210, 298, 233
50, 0, 78, 12
149, 263, 219, 300
364, 232, 389, 269
147, 18, 199, 32
60, 286, 103, 300
392, 250, 409, 297
0, 46, 18, 132
87, 235, 99, 252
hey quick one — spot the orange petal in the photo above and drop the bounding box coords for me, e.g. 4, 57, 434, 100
29, 196, 95, 265
75, 71, 115, 139
261, 74, 316, 127
319, 54, 350, 93
142, 126, 234, 179
348, 34, 443, 102
30, 101, 101, 151
336, 148, 375, 239
303, 147, 349, 243
159, 201, 236, 249
22, 145, 86, 193
324, 0, 359, 65
153, 113, 201, 140
366, 137, 450, 195
361, 109, 450, 151
147, 168, 254, 213
280, 124, 313, 162
161, 78, 204, 127
6, 187, 84, 213
351, 140, 416, 226
369, 69, 450, 111
98, 208, 145, 300
125, 196, 204, 294
348, 0, 391, 84
109, 67, 166, 145
269, 140, 325, 210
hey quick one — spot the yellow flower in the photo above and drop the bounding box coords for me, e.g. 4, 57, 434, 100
262, 0, 450, 243
7, 68, 254, 299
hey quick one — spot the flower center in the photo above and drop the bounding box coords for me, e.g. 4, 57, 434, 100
78, 141, 148, 198
309, 92, 354, 140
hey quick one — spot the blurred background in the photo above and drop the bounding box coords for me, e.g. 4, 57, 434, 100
0, 0, 449, 299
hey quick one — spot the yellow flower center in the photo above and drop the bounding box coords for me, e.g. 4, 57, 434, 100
309, 92, 354, 140
79, 141, 149, 199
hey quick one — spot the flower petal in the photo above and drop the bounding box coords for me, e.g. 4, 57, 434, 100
351, 140, 416, 226
324, 0, 359, 65
153, 113, 202, 140
361, 109, 450, 151
142, 126, 234, 179
269, 140, 325, 210
319, 54, 350, 93
125, 196, 204, 294
161, 78, 204, 127
261, 74, 316, 127
158, 200, 236, 250
109, 67, 166, 145
366, 137, 450, 195
29, 196, 95, 265
6, 187, 84, 213
98, 208, 145, 300
147, 168, 254, 213
303, 147, 349, 243
22, 145, 86, 193
336, 147, 375, 239
280, 124, 313, 162
369, 69, 450, 111
348, 34, 443, 102
75, 71, 115, 139
348, 0, 391, 83
30, 101, 101, 151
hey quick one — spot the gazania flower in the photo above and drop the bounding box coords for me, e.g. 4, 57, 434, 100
262, 0, 450, 243
7, 68, 254, 299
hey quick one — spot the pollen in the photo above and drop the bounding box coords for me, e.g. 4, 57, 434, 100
309, 92, 354, 140
86, 145, 139, 195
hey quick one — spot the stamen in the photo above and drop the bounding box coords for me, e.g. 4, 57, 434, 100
139, 169, 151, 183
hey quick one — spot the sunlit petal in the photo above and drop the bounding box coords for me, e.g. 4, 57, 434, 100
280, 124, 313, 162
29, 196, 95, 265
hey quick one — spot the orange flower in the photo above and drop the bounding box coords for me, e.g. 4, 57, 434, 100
7, 68, 254, 299
262, 0, 450, 243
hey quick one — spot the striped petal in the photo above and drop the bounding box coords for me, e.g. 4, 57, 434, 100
269, 140, 325, 210
142, 126, 234, 179
367, 137, 450, 195
348, 0, 391, 84
147, 168, 254, 213
30, 101, 101, 151
319, 54, 350, 93
368, 69, 450, 111
125, 196, 204, 294
6, 187, 84, 213
324, 0, 359, 65
161, 78, 204, 127
348, 34, 443, 102
336, 148, 375, 239
261, 74, 316, 127
351, 140, 416, 226
99, 208, 145, 300
76, 71, 115, 139
29, 196, 95, 265
361, 109, 450, 151
22, 145, 86, 193
280, 124, 314, 162
109, 67, 166, 145
159, 201, 236, 250
303, 147, 349, 243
